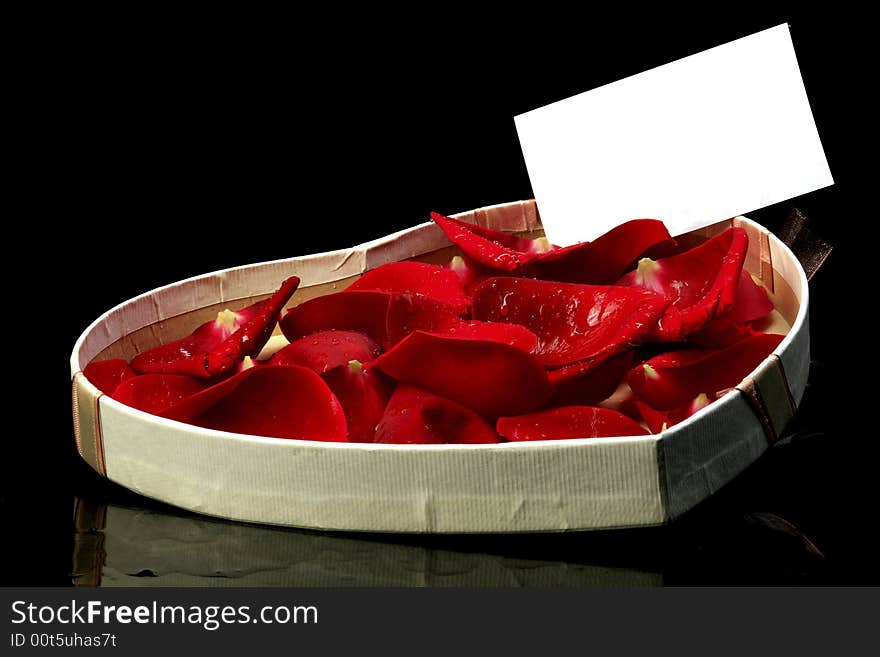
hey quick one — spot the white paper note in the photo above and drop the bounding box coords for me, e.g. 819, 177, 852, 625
515, 24, 833, 245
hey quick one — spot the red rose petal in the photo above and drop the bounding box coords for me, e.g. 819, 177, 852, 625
689, 317, 761, 348
346, 261, 470, 315
431, 212, 546, 272
385, 293, 461, 347
162, 365, 347, 441
372, 330, 552, 418
618, 227, 748, 341
280, 290, 390, 345
731, 270, 774, 323
322, 361, 394, 443
375, 385, 500, 444
440, 321, 538, 353
83, 358, 136, 395
472, 277, 667, 368
550, 351, 634, 406
386, 292, 538, 352
132, 276, 300, 379
270, 330, 381, 373
626, 333, 784, 410
447, 255, 491, 294
516, 241, 596, 283
633, 393, 714, 434
631, 401, 669, 435
112, 374, 208, 415
586, 219, 676, 283
496, 406, 649, 442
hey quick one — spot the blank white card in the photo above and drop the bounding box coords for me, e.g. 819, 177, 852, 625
515, 24, 833, 245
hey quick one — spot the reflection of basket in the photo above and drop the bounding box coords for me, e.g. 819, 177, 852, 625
70, 200, 809, 533
71, 499, 662, 587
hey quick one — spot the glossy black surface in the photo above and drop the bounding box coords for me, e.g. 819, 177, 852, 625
5, 10, 870, 585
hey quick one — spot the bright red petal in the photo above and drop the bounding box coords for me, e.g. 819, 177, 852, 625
346, 261, 470, 315
372, 330, 552, 418
83, 358, 136, 395
162, 365, 347, 441
112, 374, 208, 415
270, 330, 381, 373
374, 385, 500, 444
431, 212, 543, 272
731, 270, 774, 323
132, 276, 300, 378
496, 406, 648, 441
280, 290, 390, 345
618, 227, 748, 340
626, 333, 784, 410
322, 361, 394, 443
586, 219, 675, 283
550, 351, 634, 406
472, 277, 667, 368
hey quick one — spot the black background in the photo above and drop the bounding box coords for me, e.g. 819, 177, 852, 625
5, 10, 871, 585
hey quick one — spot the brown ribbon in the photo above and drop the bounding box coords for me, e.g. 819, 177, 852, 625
736, 354, 798, 444
778, 208, 833, 281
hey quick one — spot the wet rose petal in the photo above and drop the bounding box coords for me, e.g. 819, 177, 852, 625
132, 276, 300, 379
731, 270, 774, 323
270, 330, 381, 373
690, 317, 761, 348
386, 292, 538, 352
346, 261, 470, 315
618, 227, 748, 341
322, 360, 395, 443
472, 277, 667, 368
83, 358, 136, 395
375, 385, 500, 444
550, 351, 634, 407
626, 333, 784, 410
385, 293, 461, 347
112, 374, 208, 415
497, 406, 649, 442
162, 365, 347, 441
372, 330, 552, 418
431, 211, 550, 272
280, 290, 390, 345
585, 219, 676, 283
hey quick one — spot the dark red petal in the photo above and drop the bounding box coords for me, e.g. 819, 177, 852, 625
270, 330, 381, 373
550, 351, 634, 406
83, 358, 136, 395
162, 365, 347, 441
626, 333, 784, 410
496, 406, 648, 442
131, 276, 300, 379
374, 385, 500, 444
346, 261, 470, 315
322, 361, 394, 443
618, 227, 749, 341
280, 290, 390, 345
385, 293, 461, 347
631, 401, 669, 434
689, 317, 761, 348
431, 212, 543, 272
372, 330, 552, 418
730, 270, 774, 323
112, 374, 208, 415
472, 277, 667, 368
587, 219, 676, 283
516, 241, 596, 283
